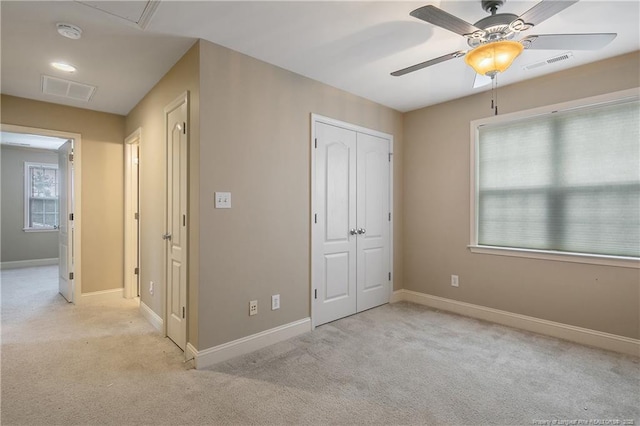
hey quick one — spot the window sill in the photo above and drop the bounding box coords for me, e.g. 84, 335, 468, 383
468, 245, 639, 269
23, 228, 58, 233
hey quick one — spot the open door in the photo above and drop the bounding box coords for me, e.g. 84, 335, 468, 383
58, 140, 74, 302
124, 129, 141, 299
164, 93, 188, 350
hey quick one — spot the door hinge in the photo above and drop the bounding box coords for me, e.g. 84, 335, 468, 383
388, 152, 392, 162
69, 153, 74, 162
69, 272, 74, 280
134, 212, 139, 220
389, 272, 391, 281
182, 307, 185, 319
314, 289, 317, 299
314, 213, 317, 224
134, 267, 139, 275
69, 213, 74, 221
183, 214, 186, 227
183, 122, 186, 134
314, 138, 317, 149
388, 212, 391, 221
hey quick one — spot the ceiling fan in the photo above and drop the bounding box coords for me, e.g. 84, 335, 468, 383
391, 0, 617, 80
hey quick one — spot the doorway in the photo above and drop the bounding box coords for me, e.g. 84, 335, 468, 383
0, 124, 82, 303
311, 115, 394, 327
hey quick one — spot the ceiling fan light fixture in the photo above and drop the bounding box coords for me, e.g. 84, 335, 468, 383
464, 40, 524, 76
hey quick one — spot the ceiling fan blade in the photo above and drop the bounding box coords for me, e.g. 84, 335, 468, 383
410, 5, 480, 36
473, 73, 493, 88
521, 33, 617, 50
391, 51, 466, 77
517, 0, 579, 27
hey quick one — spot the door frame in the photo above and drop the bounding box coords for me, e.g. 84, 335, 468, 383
1, 123, 82, 303
124, 128, 141, 299
310, 114, 394, 328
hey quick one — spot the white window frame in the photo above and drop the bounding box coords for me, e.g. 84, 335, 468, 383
469, 87, 640, 269
24, 161, 59, 232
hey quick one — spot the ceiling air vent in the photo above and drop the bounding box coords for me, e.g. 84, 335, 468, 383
41, 75, 96, 102
523, 52, 574, 71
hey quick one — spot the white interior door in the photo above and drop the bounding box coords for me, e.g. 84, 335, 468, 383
58, 140, 74, 302
313, 119, 391, 327
313, 122, 357, 326
356, 133, 390, 312
124, 133, 140, 299
165, 93, 188, 351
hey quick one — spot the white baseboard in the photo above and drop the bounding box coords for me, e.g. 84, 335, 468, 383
80, 288, 124, 301
188, 317, 312, 370
392, 289, 640, 357
80, 288, 124, 304
1, 258, 58, 270
139, 301, 163, 332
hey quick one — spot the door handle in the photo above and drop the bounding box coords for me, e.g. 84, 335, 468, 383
162, 233, 172, 241
357, 228, 366, 235
349, 228, 357, 235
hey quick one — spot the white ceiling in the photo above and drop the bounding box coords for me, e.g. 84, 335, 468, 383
1, 1, 638, 116
0, 132, 68, 150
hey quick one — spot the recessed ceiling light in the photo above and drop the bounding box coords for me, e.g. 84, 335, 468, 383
51, 62, 77, 73
56, 23, 82, 40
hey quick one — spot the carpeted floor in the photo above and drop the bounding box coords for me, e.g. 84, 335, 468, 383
1, 265, 638, 425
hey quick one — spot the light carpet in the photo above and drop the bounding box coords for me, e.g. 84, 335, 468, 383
1, 265, 638, 425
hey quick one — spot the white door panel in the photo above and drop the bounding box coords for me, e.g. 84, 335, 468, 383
356, 132, 390, 312
324, 253, 350, 300
165, 94, 188, 351
58, 141, 73, 302
314, 120, 391, 326
314, 122, 357, 326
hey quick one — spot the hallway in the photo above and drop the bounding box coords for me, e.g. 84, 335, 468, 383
1, 265, 188, 424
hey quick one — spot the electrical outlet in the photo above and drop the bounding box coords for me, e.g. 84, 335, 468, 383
149, 281, 154, 295
271, 294, 280, 310
451, 275, 459, 287
249, 300, 258, 316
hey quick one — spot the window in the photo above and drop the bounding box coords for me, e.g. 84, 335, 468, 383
24, 162, 59, 231
470, 90, 639, 266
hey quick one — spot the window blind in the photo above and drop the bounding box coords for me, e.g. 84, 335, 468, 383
477, 99, 640, 258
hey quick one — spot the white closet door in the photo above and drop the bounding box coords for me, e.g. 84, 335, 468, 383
314, 122, 357, 326
356, 132, 390, 312
314, 119, 392, 327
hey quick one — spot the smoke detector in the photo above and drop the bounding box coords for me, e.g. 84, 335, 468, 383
56, 23, 82, 40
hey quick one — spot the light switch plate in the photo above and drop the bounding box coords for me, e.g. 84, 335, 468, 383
215, 192, 231, 208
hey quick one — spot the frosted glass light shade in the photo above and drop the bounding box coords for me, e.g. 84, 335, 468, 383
465, 40, 524, 76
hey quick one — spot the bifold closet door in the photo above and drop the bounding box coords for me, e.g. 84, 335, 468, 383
314, 122, 391, 326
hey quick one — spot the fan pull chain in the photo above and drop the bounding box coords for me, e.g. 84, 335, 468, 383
494, 74, 499, 115
490, 74, 499, 115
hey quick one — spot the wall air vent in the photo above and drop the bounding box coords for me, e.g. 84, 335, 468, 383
523, 52, 574, 71
41, 75, 96, 102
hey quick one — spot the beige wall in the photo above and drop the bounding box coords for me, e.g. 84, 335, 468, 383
1, 95, 125, 293
125, 41, 200, 343
403, 52, 640, 339
197, 39, 403, 349
1, 146, 59, 262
